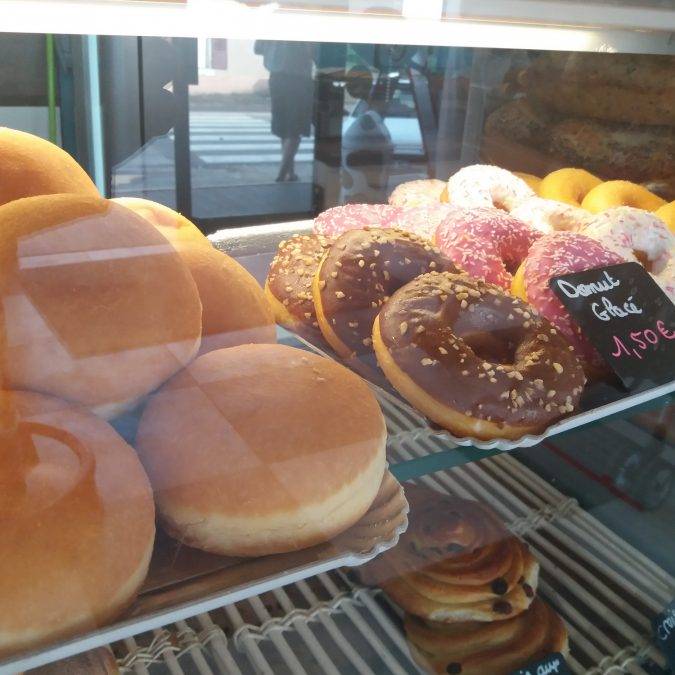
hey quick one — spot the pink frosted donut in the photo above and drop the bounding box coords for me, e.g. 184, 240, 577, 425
521, 232, 624, 364
383, 203, 464, 240
388, 179, 446, 207
511, 197, 592, 234
581, 206, 675, 302
313, 204, 401, 237
434, 207, 541, 288
447, 164, 535, 212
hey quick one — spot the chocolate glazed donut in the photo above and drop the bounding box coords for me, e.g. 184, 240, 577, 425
373, 272, 585, 441
405, 597, 569, 675
312, 228, 460, 358
265, 233, 332, 335
369, 485, 539, 623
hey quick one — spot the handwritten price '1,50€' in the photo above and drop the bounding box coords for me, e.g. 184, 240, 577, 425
611, 320, 675, 360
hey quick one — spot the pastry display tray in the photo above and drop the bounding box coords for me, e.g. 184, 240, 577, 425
0, 471, 408, 674
112, 452, 674, 675
211, 219, 675, 454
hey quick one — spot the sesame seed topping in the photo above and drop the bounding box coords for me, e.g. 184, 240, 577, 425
439, 346, 448, 355
547, 390, 556, 398
358, 259, 365, 268
553, 362, 563, 374
335, 291, 345, 299
421, 358, 434, 366
330, 271, 338, 279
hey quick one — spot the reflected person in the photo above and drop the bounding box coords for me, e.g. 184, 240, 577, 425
254, 40, 314, 182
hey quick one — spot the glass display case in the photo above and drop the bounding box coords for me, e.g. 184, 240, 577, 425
0, 2, 673, 674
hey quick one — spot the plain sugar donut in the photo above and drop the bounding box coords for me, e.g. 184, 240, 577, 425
581, 180, 666, 214
373, 272, 585, 441
539, 168, 602, 208
446, 165, 535, 212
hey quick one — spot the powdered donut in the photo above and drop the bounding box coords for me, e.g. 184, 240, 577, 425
389, 179, 447, 207
511, 196, 592, 234
446, 165, 535, 212
581, 206, 675, 301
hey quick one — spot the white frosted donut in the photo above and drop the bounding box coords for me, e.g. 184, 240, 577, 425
389, 179, 446, 207
581, 206, 675, 301
511, 197, 592, 234
446, 164, 535, 212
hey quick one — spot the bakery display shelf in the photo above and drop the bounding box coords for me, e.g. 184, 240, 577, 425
288, 319, 675, 455
214, 220, 675, 455
1, 0, 673, 54
0, 471, 407, 675
110, 451, 675, 674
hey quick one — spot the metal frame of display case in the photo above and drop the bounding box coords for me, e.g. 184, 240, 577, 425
0, 0, 674, 55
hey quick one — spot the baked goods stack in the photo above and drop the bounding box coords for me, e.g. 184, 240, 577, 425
274, 160, 674, 443
482, 52, 675, 200
365, 485, 568, 674
0, 127, 389, 660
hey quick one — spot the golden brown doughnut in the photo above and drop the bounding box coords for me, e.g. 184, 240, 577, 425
370, 485, 538, 623
0, 128, 100, 207
0, 390, 155, 658
405, 597, 569, 675
373, 272, 585, 440
265, 233, 332, 335
135, 344, 386, 557
0, 195, 202, 419
312, 228, 460, 358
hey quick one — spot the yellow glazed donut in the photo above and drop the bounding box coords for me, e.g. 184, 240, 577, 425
513, 172, 542, 193
655, 201, 675, 234
581, 180, 666, 214
539, 168, 602, 208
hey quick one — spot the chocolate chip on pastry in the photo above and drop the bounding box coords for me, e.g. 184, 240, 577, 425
371, 485, 539, 622
405, 597, 569, 675
312, 228, 460, 358
265, 233, 332, 335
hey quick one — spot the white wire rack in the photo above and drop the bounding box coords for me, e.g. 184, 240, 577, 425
113, 446, 674, 675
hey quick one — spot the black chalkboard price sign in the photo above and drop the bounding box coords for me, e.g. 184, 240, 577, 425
550, 262, 675, 391
509, 652, 572, 675
654, 598, 675, 671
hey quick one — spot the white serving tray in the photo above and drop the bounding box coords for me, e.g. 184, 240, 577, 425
287, 323, 675, 453
0, 471, 407, 674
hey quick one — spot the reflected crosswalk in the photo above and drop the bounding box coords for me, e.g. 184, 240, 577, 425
187, 111, 314, 165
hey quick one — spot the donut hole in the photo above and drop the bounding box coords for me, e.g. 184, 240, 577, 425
461, 331, 519, 366
633, 248, 657, 274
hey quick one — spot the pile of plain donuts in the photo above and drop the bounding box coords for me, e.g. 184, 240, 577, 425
265, 163, 675, 442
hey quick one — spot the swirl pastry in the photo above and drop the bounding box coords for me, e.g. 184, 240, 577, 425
374, 486, 538, 622
405, 597, 569, 675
